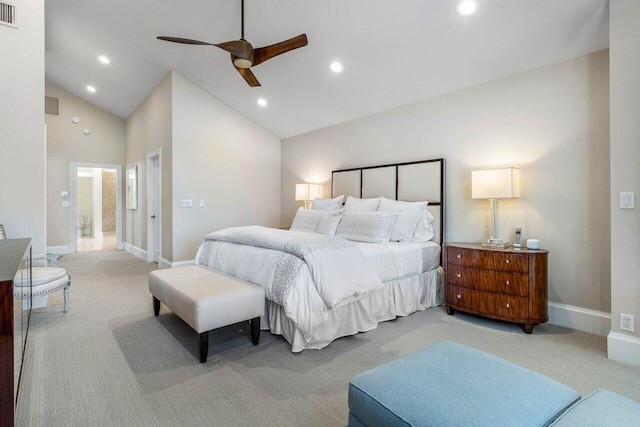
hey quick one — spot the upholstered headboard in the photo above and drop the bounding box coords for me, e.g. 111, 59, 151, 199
332, 158, 445, 245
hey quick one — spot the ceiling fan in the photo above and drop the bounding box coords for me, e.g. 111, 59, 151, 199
157, 0, 308, 87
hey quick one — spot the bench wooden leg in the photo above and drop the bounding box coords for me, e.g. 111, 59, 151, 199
250, 317, 260, 345
198, 332, 209, 363
153, 296, 160, 316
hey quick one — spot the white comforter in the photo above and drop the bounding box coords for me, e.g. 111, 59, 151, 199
195, 226, 383, 339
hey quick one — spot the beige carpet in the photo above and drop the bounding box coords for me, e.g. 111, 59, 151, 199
16, 250, 640, 426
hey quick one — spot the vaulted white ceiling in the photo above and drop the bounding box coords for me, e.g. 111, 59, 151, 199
45, 0, 609, 139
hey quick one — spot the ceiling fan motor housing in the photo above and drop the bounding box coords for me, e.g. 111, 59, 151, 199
232, 39, 255, 68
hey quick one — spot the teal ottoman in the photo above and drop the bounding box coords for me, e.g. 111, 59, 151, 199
348, 341, 580, 427
551, 389, 640, 426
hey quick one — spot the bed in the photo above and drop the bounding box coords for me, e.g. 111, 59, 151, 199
196, 158, 445, 352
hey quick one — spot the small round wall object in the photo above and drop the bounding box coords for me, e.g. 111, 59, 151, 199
83, 129, 91, 135
526, 239, 540, 250
72, 117, 80, 124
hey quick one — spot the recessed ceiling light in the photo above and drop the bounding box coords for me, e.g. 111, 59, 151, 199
257, 98, 267, 107
86, 86, 96, 93
330, 61, 343, 73
456, 0, 479, 17
98, 56, 110, 64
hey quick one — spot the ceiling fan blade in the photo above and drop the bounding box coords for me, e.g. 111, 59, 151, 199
157, 36, 215, 46
253, 34, 308, 66
214, 40, 253, 59
234, 65, 261, 87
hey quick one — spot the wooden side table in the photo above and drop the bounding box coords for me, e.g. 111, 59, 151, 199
443, 243, 548, 333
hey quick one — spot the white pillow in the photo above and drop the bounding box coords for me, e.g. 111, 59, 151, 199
412, 209, 435, 242
336, 211, 399, 243
290, 207, 341, 233
315, 214, 342, 235
377, 197, 428, 243
343, 196, 380, 212
311, 195, 344, 211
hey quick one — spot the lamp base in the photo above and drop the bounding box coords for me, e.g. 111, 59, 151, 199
481, 239, 510, 248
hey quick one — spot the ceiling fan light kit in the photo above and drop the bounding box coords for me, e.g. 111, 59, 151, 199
157, 0, 308, 87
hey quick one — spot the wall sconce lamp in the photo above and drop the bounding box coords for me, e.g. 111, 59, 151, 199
295, 183, 321, 209
472, 167, 520, 246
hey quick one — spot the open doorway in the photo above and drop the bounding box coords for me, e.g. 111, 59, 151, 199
70, 162, 123, 253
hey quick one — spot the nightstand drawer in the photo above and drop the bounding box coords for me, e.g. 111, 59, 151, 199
448, 248, 527, 273
447, 265, 528, 296
447, 285, 528, 320
486, 252, 528, 273
447, 248, 481, 267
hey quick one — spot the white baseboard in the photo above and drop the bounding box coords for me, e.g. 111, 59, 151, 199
548, 302, 611, 336
159, 258, 194, 269
46, 245, 72, 255
124, 242, 147, 261
608, 331, 640, 367
171, 259, 195, 268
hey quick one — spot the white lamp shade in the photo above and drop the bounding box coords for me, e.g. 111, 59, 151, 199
295, 183, 321, 201
472, 168, 520, 199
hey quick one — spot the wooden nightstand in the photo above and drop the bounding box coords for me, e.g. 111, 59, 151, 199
443, 243, 548, 333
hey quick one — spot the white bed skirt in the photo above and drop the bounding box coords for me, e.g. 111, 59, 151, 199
261, 267, 443, 352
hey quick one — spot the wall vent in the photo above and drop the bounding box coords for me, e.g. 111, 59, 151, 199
0, 2, 17, 28
45, 96, 59, 115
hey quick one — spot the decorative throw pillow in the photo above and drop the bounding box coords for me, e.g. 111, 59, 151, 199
343, 196, 380, 212
315, 214, 343, 235
311, 195, 344, 211
290, 207, 341, 233
412, 209, 435, 242
377, 197, 428, 243
336, 211, 399, 243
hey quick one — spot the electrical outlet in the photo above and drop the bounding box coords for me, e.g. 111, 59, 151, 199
181, 199, 192, 208
620, 314, 635, 332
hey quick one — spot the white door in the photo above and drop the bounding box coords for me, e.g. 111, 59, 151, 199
153, 156, 161, 263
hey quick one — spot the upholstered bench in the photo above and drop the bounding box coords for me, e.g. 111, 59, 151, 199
14, 266, 70, 312
551, 388, 640, 426
349, 341, 580, 427
348, 341, 640, 427
149, 265, 265, 363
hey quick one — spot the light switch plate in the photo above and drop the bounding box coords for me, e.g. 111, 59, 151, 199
181, 199, 192, 208
199, 199, 205, 207
61, 191, 69, 198
620, 192, 634, 209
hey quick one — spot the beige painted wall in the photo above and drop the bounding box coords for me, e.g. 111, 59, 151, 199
0, 0, 45, 252
282, 50, 611, 313
171, 73, 281, 261
125, 73, 173, 260
45, 83, 125, 247
609, 1, 640, 339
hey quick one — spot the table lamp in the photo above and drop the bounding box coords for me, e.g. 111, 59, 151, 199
472, 168, 520, 247
295, 183, 320, 209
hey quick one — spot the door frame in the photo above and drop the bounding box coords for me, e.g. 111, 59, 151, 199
146, 149, 162, 263
69, 162, 123, 253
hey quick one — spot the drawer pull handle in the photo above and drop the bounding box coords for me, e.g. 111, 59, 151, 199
506, 303, 510, 308
456, 254, 461, 259
456, 273, 461, 278
457, 294, 461, 299
506, 280, 510, 285
506, 259, 510, 264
